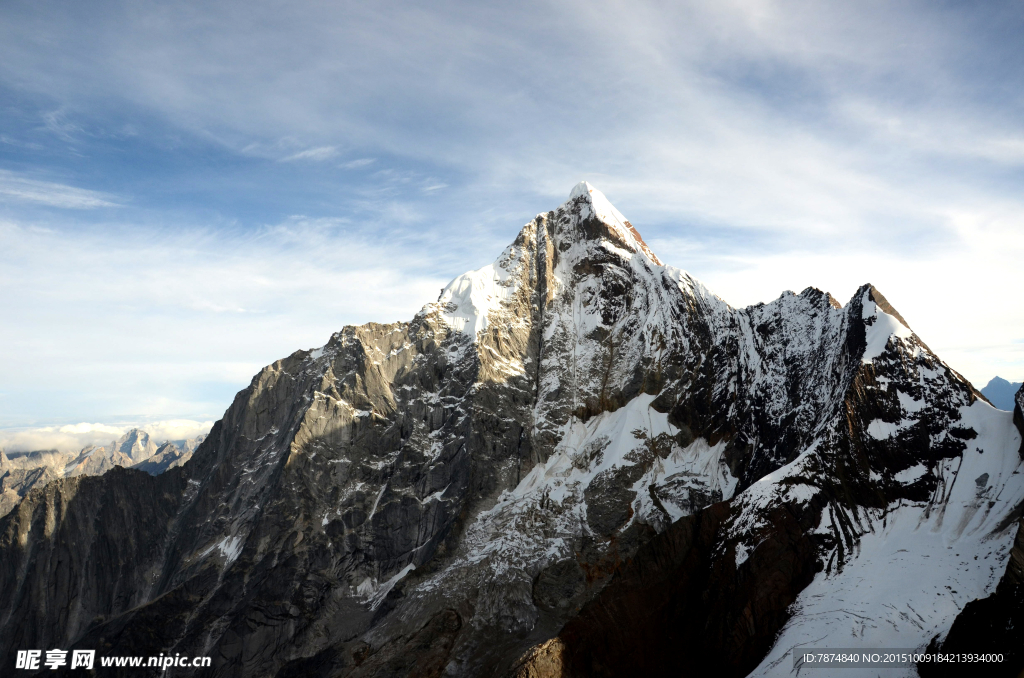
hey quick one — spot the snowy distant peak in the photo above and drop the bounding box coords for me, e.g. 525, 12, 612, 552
567, 179, 596, 200
567, 181, 662, 265
113, 428, 157, 463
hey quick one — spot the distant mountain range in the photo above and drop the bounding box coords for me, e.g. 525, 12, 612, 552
0, 428, 206, 517
982, 376, 1024, 411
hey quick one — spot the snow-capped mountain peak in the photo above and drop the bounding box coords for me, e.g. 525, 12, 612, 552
2, 184, 1021, 678
568, 180, 662, 264
433, 182, 663, 342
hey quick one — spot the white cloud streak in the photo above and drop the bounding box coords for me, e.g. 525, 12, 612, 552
0, 215, 450, 426
282, 145, 338, 162
0, 0, 1022, 425
0, 170, 119, 208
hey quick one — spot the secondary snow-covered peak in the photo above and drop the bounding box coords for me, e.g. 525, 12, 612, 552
565, 181, 662, 265
436, 260, 517, 340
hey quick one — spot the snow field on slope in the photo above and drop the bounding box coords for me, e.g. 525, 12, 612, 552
569, 181, 655, 262
438, 261, 518, 339
436, 237, 525, 340
414, 394, 738, 614
750, 401, 1024, 677
362, 563, 417, 611
728, 439, 824, 543
509, 393, 694, 546
629, 437, 737, 524
862, 290, 915, 364
515, 393, 735, 516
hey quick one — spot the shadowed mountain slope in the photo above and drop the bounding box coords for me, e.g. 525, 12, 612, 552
1, 184, 1021, 678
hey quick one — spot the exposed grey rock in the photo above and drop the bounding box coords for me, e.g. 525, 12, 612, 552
2, 448, 72, 472
1017, 383, 1024, 459
0, 183, 1021, 677
64, 444, 133, 477
64, 428, 160, 476
0, 450, 72, 519
114, 428, 159, 463
0, 466, 59, 524
133, 436, 204, 476
0, 430, 206, 518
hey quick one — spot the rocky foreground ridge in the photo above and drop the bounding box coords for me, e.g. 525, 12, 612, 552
1, 183, 1022, 677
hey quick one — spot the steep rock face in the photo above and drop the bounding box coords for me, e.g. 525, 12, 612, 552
1, 183, 1021, 678
723, 294, 1023, 676
133, 435, 206, 476
1017, 385, 1024, 458
508, 287, 1024, 677
0, 467, 191, 657
2, 449, 72, 473
508, 498, 820, 678
0, 450, 71, 520
64, 428, 160, 477
0, 465, 60, 523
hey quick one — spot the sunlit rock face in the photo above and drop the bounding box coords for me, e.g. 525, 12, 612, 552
1, 184, 1022, 678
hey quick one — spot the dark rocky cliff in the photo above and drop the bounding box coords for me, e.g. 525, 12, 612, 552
1, 183, 1021, 678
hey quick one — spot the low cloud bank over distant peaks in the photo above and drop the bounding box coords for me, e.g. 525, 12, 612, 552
0, 419, 214, 454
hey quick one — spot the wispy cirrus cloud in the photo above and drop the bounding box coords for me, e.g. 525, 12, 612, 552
0, 0, 1022, 429
282, 145, 338, 162
0, 210, 452, 428
0, 170, 119, 208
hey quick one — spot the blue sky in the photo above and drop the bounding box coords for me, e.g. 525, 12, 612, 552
2, 0, 1023, 449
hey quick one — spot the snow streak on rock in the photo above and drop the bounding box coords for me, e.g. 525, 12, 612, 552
751, 401, 1024, 677
1, 182, 1021, 678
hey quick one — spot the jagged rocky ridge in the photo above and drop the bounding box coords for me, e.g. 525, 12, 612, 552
0, 430, 206, 518
1, 183, 1022, 677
